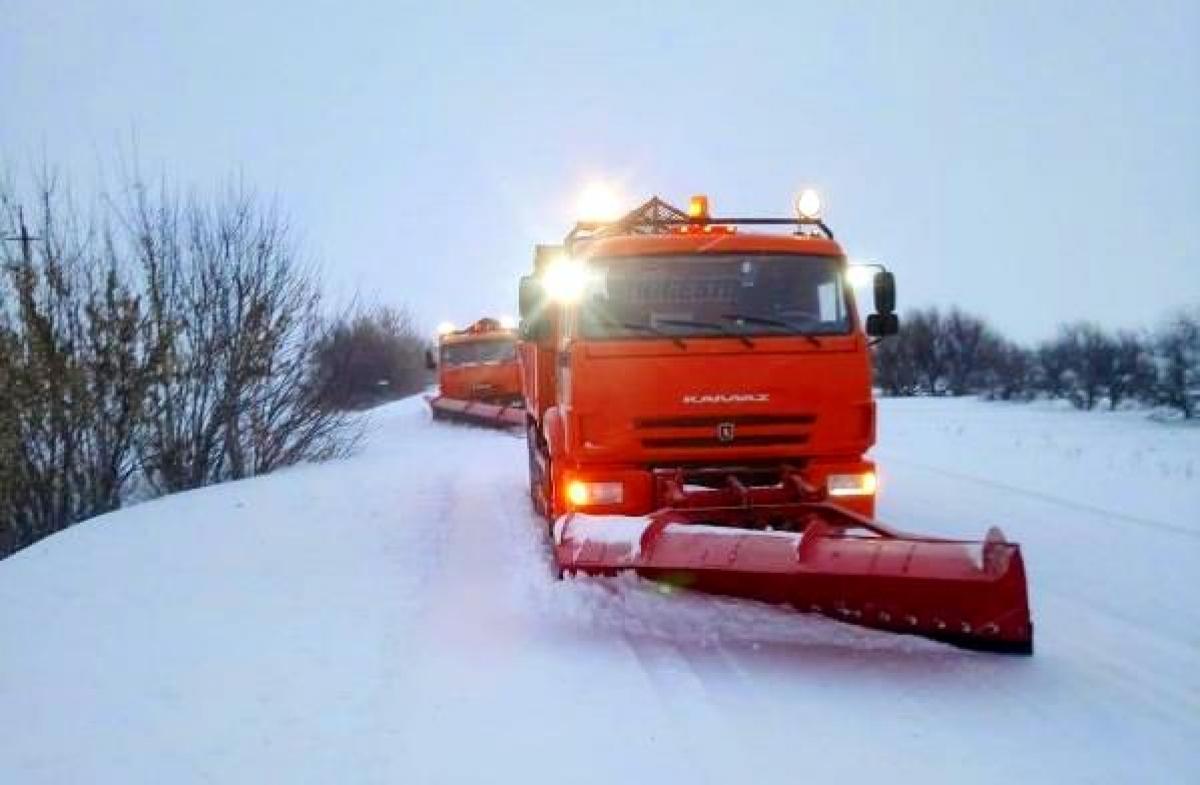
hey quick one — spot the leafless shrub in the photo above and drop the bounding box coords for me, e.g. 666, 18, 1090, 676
979, 340, 1036, 401
870, 328, 919, 396
0, 167, 360, 557
1154, 307, 1200, 418
312, 304, 430, 410
1, 177, 163, 551
1106, 330, 1156, 410
904, 307, 949, 395
874, 304, 1194, 413
124, 180, 357, 492
1042, 323, 1114, 410
1036, 323, 1156, 411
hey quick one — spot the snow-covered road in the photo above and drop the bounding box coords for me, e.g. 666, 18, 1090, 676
1, 397, 1197, 783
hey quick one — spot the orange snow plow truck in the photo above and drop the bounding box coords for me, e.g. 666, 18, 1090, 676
425, 317, 525, 428
518, 193, 1033, 653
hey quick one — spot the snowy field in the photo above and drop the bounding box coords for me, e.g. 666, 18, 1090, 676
1, 397, 1197, 784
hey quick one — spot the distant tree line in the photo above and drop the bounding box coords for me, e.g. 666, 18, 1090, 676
1, 166, 427, 558
312, 304, 429, 410
872, 306, 1200, 417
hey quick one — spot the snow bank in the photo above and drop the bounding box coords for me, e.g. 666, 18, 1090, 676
1, 396, 1196, 784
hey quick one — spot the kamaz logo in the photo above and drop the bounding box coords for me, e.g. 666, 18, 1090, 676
681, 393, 770, 404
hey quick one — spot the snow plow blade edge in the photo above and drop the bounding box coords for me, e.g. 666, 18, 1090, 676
554, 507, 1033, 655
426, 394, 525, 429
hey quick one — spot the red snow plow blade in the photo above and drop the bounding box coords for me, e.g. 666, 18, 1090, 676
425, 394, 525, 428
554, 472, 1033, 654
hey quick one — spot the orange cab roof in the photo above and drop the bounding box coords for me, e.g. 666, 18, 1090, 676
575, 230, 844, 260
440, 318, 518, 345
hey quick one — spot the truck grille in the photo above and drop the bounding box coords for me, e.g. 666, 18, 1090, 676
634, 413, 816, 450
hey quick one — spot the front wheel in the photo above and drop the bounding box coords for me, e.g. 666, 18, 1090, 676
525, 422, 540, 511
526, 421, 554, 523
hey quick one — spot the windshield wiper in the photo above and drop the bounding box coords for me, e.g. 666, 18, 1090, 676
592, 312, 687, 349
719, 313, 821, 346
653, 318, 755, 348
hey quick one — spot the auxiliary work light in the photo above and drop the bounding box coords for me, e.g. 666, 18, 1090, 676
576, 181, 625, 223
795, 188, 823, 221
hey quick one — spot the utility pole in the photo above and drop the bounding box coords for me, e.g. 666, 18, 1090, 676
2, 207, 40, 264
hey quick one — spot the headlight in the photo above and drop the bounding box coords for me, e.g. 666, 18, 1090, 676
827, 471, 877, 497
541, 256, 592, 304
565, 480, 624, 507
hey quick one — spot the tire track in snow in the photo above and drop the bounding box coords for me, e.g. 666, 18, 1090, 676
880, 453, 1200, 645
618, 633, 750, 785
381, 463, 528, 783
486, 457, 781, 782
875, 452, 1200, 540
1038, 595, 1200, 728
357, 442, 469, 782
877, 447, 1200, 767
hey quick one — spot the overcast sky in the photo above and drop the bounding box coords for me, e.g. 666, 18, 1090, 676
3, 1, 1197, 342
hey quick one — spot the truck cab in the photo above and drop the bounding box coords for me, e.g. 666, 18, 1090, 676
519, 194, 898, 522
432, 318, 522, 406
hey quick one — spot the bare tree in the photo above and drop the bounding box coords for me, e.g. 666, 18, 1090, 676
127, 180, 356, 491
1035, 338, 1072, 400
942, 308, 999, 396
312, 303, 430, 410
870, 328, 919, 396
872, 307, 988, 397
0, 165, 361, 557
0, 313, 22, 555
1038, 323, 1114, 410
979, 339, 1035, 401
1154, 307, 1200, 418
0, 176, 162, 550
905, 308, 950, 395
1106, 330, 1155, 410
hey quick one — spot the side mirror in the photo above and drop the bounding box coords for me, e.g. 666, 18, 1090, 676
866, 313, 900, 337
873, 271, 896, 315
518, 275, 548, 341
424, 348, 437, 370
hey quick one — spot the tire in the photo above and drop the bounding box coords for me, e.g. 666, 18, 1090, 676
526, 420, 554, 522
525, 422, 542, 513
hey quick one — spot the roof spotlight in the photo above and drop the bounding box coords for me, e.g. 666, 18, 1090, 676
576, 181, 626, 223
795, 188, 823, 221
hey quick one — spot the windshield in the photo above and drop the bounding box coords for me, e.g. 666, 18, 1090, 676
440, 339, 517, 366
578, 254, 850, 340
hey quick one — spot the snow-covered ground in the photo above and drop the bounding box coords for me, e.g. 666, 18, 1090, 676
1, 397, 1197, 784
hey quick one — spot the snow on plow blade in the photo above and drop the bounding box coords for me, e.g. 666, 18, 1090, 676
425, 394, 525, 428
554, 506, 1033, 654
